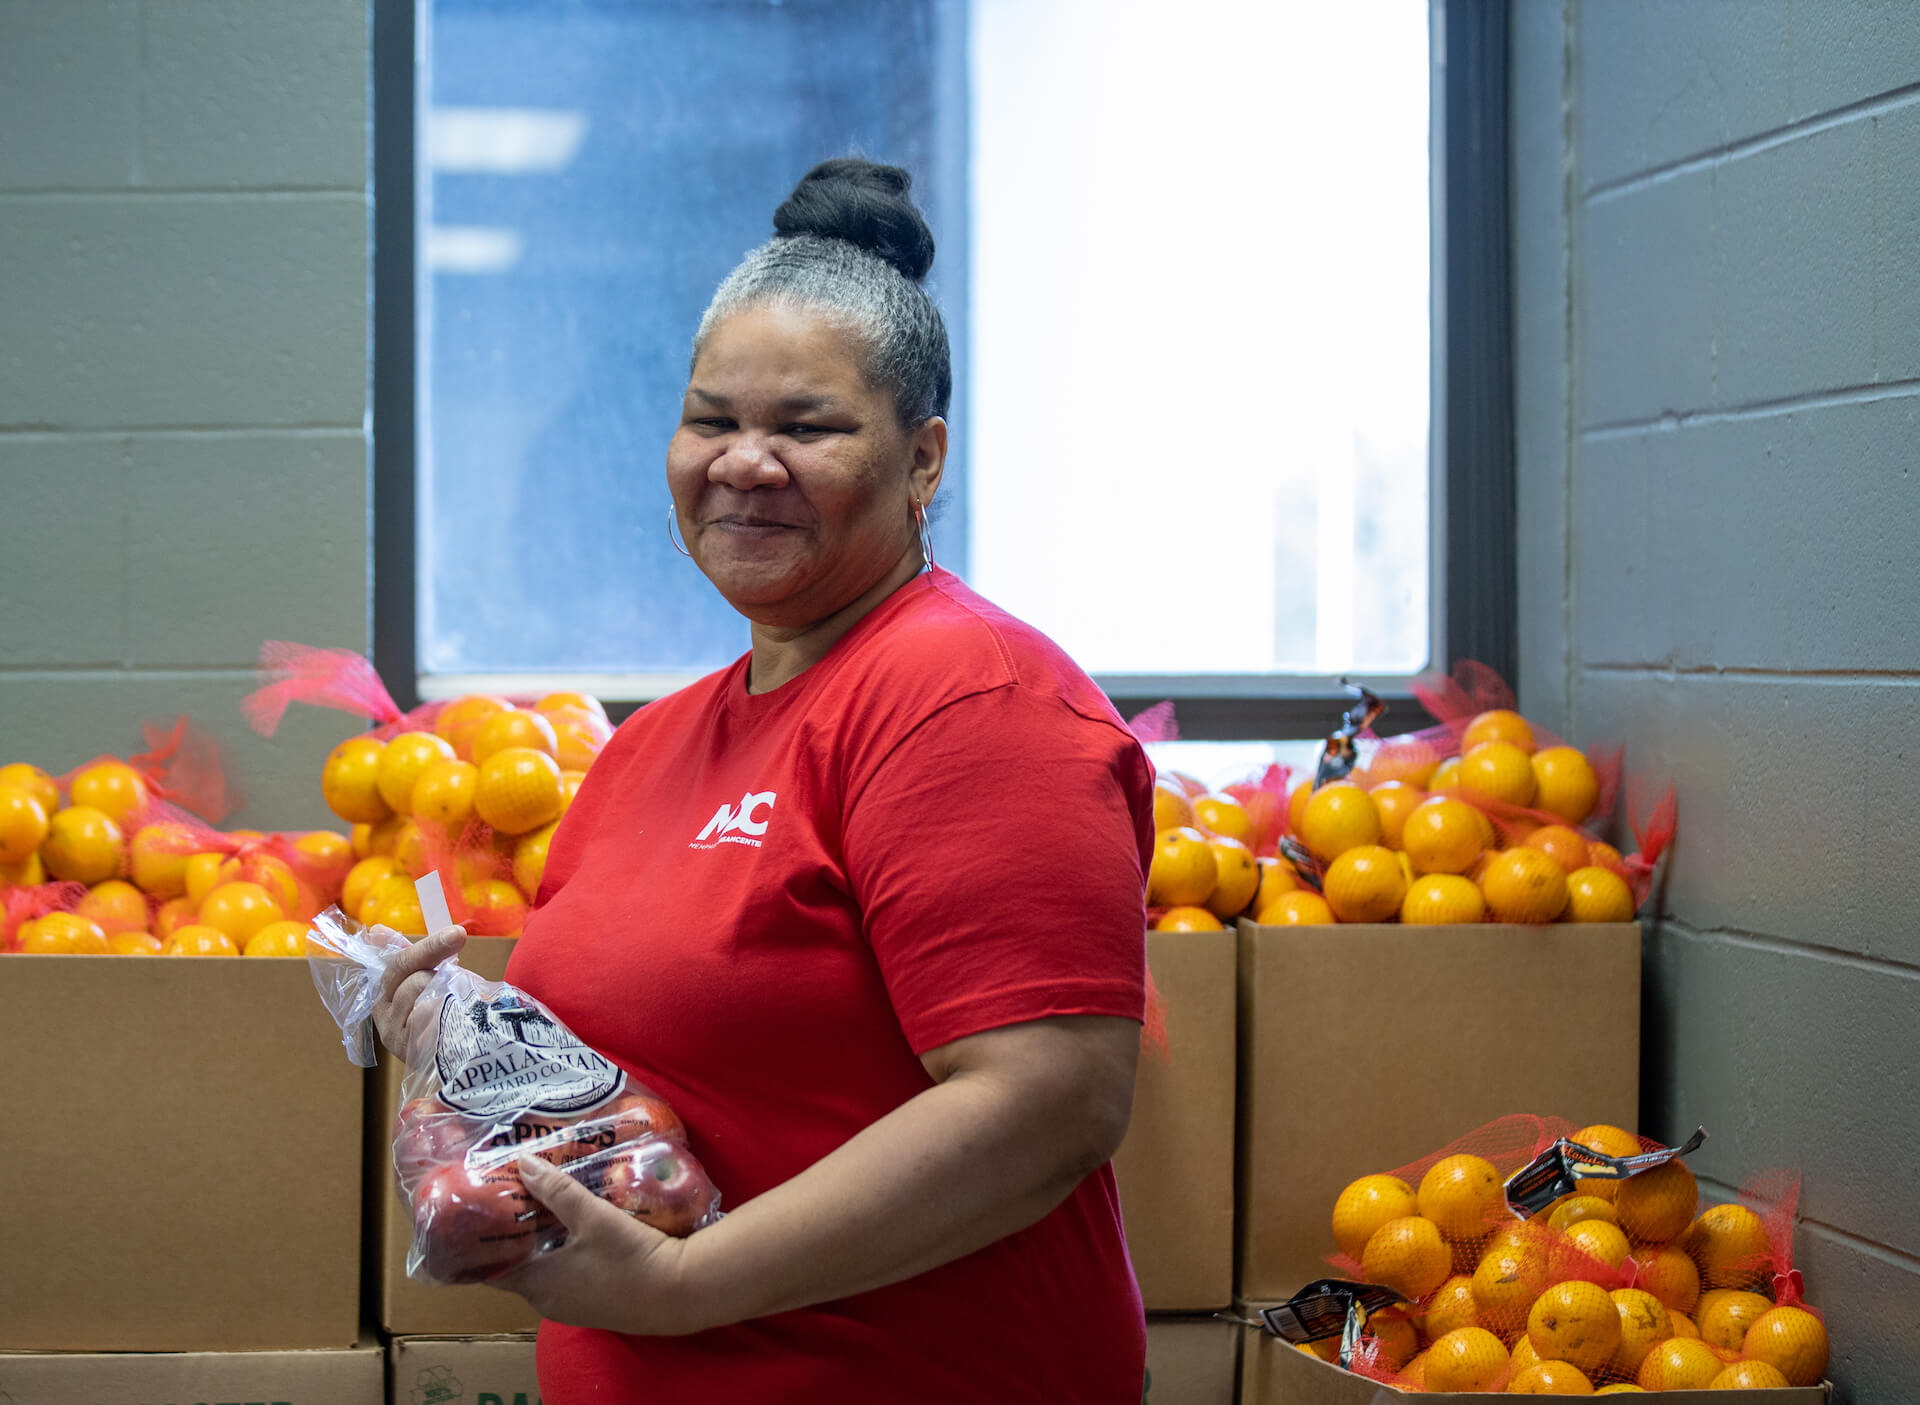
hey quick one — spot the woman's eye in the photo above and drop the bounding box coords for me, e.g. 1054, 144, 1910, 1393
690, 417, 736, 431
782, 423, 837, 438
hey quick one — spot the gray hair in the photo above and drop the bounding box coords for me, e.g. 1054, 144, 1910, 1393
691, 234, 952, 427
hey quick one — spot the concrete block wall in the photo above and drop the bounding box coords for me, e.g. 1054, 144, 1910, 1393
1513, 3, 1920, 1398
0, 0, 371, 829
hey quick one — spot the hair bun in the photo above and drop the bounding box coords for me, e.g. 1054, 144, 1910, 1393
773, 158, 936, 282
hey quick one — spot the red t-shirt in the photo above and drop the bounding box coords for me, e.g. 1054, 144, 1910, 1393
506, 568, 1155, 1404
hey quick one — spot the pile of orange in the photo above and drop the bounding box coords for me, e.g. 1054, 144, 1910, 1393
326, 691, 609, 935
1314, 1127, 1830, 1392
1151, 707, 1639, 931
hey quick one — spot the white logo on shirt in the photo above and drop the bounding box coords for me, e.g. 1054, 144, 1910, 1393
691, 790, 777, 849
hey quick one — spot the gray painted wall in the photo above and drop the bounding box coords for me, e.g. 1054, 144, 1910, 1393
0, 0, 371, 829
1513, 4, 1920, 1399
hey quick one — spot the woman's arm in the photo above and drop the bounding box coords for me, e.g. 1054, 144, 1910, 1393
498, 1011, 1140, 1334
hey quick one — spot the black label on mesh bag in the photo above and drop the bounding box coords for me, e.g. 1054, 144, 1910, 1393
435, 987, 621, 1119
1505, 1126, 1709, 1215
1257, 1279, 1407, 1345
1313, 685, 1389, 788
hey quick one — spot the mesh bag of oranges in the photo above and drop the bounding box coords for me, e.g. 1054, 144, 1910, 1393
243, 641, 614, 936
1296, 1114, 1830, 1392
306, 899, 721, 1285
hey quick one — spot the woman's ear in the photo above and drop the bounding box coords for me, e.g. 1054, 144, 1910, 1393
908, 415, 947, 505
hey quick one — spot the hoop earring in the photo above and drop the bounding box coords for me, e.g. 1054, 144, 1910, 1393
666, 505, 692, 558
913, 498, 935, 572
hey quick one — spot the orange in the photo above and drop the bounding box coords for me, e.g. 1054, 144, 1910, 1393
0, 851, 46, 887
1547, 1197, 1618, 1232
375, 730, 457, 814
1594, 1387, 1646, 1395
1510, 1334, 1544, 1373
1361, 1216, 1453, 1301
0, 785, 50, 863
474, 747, 564, 836
1401, 796, 1487, 875
1683, 1203, 1773, 1290
40, 806, 126, 884
350, 821, 377, 859
291, 829, 355, 897
1152, 906, 1224, 932
1636, 1244, 1702, 1314
18, 912, 110, 954
1296, 782, 1381, 863
1252, 856, 1298, 911
1614, 1159, 1697, 1244
1332, 1173, 1420, 1260
1430, 756, 1463, 791
1146, 827, 1217, 908
1462, 709, 1538, 755
1203, 835, 1260, 918
411, 758, 479, 829
1191, 793, 1254, 845
1473, 1234, 1552, 1324
1608, 1288, 1672, 1378
548, 708, 611, 772
1370, 781, 1429, 849
1527, 1280, 1622, 1374
1296, 1338, 1338, 1363
1286, 780, 1313, 835
1366, 737, 1442, 788
535, 690, 608, 722
1635, 1337, 1727, 1390
152, 894, 198, 942
1697, 1290, 1772, 1352
1526, 825, 1592, 874
1532, 747, 1599, 824
198, 880, 284, 946
1151, 780, 1194, 832
1589, 840, 1625, 869
1480, 848, 1571, 923
1421, 1275, 1481, 1343
391, 819, 432, 878
341, 855, 400, 918
0, 762, 60, 817
362, 889, 428, 935
1507, 1361, 1594, 1394
512, 822, 559, 899
558, 769, 586, 815
74, 879, 150, 934
1401, 872, 1487, 924
469, 708, 559, 766
1566, 867, 1635, 923
1709, 1360, 1790, 1389
69, 760, 151, 827
164, 924, 240, 956
1368, 1310, 1420, 1369
240, 853, 304, 916
128, 822, 199, 898
1402, 1351, 1430, 1389
1424, 1326, 1510, 1392
1254, 890, 1334, 926
107, 930, 163, 955
1321, 845, 1407, 923
1567, 1126, 1642, 1203
1562, 1220, 1632, 1270
244, 919, 311, 957
321, 736, 392, 824
1460, 741, 1539, 808
1739, 1306, 1827, 1386
460, 878, 526, 930
433, 694, 512, 760
1419, 1153, 1506, 1241
359, 873, 419, 922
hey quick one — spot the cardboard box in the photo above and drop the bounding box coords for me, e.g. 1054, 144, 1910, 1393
1235, 921, 1641, 1303
389, 1334, 539, 1405
1115, 928, 1238, 1310
1145, 1314, 1241, 1405
1237, 1321, 1831, 1403
0, 1337, 383, 1404
372, 936, 544, 1335
0, 955, 363, 1351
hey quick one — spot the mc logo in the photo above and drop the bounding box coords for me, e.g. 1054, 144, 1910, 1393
695, 790, 777, 843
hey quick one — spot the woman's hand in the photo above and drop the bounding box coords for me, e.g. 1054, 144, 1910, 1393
369, 925, 467, 1063
491, 1155, 702, 1335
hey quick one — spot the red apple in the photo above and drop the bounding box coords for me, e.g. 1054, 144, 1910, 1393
600, 1141, 718, 1237
393, 1100, 484, 1194
410, 1161, 552, 1284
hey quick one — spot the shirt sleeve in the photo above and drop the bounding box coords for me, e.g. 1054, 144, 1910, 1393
842, 682, 1155, 1055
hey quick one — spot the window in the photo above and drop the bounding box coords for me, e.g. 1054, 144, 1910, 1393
377, 0, 1511, 741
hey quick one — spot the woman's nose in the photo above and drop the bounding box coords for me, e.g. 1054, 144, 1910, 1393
708, 434, 789, 490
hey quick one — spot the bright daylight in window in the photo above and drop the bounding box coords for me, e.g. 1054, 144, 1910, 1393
418, 0, 1431, 698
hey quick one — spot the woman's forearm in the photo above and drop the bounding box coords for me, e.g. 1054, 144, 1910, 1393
670, 1015, 1139, 1331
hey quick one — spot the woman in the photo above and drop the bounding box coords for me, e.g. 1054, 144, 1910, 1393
375, 158, 1154, 1402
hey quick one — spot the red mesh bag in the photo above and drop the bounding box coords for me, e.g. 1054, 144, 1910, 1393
243, 639, 443, 739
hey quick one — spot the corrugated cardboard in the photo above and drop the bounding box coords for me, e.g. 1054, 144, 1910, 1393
1237, 1319, 1831, 1403
0, 956, 363, 1350
0, 1336, 383, 1404
1115, 928, 1238, 1310
1235, 921, 1641, 1303
1145, 1314, 1241, 1405
373, 936, 543, 1335
389, 1334, 539, 1405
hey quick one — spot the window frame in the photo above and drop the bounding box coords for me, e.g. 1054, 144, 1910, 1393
374, 0, 1514, 739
